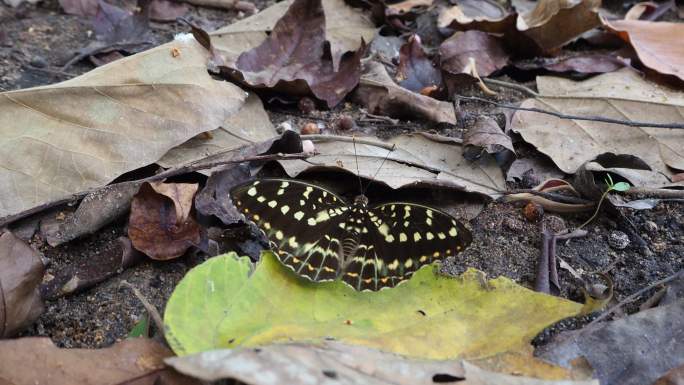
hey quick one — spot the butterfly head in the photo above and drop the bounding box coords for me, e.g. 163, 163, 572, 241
353, 194, 369, 207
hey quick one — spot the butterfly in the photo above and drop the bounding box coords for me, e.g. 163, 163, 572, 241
230, 178, 472, 291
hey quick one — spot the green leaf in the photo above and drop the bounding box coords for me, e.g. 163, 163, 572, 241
164, 252, 582, 358
611, 182, 630, 192
128, 314, 149, 339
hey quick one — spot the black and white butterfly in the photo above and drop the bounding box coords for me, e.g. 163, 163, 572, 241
230, 178, 471, 291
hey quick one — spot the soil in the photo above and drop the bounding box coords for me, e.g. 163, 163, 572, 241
2, 0, 683, 353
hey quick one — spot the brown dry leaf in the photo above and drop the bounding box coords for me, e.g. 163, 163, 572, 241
58, 0, 97, 16
128, 182, 201, 260
603, 19, 684, 82
0, 231, 44, 337
440, 30, 509, 77
653, 362, 684, 385
514, 53, 627, 75
0, 337, 199, 385
464, 116, 514, 157
437, 0, 514, 34
395, 35, 442, 94
0, 36, 245, 220
210, 0, 375, 72
149, 0, 189, 22
511, 68, 684, 181
353, 60, 456, 125
228, 0, 365, 108
516, 0, 601, 53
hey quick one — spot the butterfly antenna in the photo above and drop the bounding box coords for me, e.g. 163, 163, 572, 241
353, 135, 363, 195
362, 143, 396, 196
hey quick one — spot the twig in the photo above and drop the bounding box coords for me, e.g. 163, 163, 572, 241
588, 271, 683, 325
360, 112, 400, 125
301, 134, 396, 151
0, 152, 312, 228
625, 187, 684, 199
505, 189, 592, 205
482, 78, 539, 97
456, 95, 684, 129
536, 226, 552, 294
119, 280, 164, 336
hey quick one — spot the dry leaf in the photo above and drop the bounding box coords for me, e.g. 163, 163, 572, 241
511, 68, 684, 180
353, 60, 456, 125
395, 35, 442, 94
58, 0, 97, 16
437, 0, 514, 34
603, 19, 684, 82
0, 337, 198, 385
229, 0, 365, 108
463, 116, 514, 157
149, 0, 189, 22
513, 53, 627, 75
0, 36, 245, 219
0, 231, 44, 337
440, 30, 509, 77
210, 0, 375, 72
128, 182, 201, 260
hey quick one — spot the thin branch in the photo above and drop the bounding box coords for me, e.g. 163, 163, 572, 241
456, 95, 684, 129
119, 280, 164, 336
625, 187, 684, 199
482, 78, 539, 97
0, 152, 312, 228
301, 134, 396, 151
588, 271, 683, 325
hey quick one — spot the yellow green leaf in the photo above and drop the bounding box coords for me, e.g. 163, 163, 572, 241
164, 252, 582, 359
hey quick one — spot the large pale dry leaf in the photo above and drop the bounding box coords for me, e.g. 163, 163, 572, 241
0, 231, 44, 337
166, 341, 598, 384
278, 134, 505, 197
464, 116, 514, 156
603, 19, 684, 82
0, 36, 245, 219
158, 92, 276, 168
210, 0, 375, 71
0, 337, 198, 385
437, 0, 514, 34
537, 299, 684, 385
353, 60, 457, 125
511, 68, 684, 180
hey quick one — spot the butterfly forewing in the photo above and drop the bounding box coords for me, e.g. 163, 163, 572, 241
231, 179, 351, 282
341, 202, 472, 291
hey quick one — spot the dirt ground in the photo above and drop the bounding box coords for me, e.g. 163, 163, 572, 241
2, 0, 683, 349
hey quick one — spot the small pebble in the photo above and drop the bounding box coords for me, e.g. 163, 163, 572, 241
522, 202, 544, 222
298, 97, 317, 114
301, 122, 321, 135
334, 115, 354, 131
30, 55, 47, 68
608, 230, 630, 250
644, 220, 658, 234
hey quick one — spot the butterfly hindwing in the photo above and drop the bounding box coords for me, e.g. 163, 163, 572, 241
341, 202, 472, 291
231, 179, 351, 282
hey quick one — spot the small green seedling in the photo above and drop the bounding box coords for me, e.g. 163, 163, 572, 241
577, 174, 630, 230
128, 314, 150, 338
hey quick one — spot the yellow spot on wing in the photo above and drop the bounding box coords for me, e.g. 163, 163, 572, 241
247, 187, 257, 196
414, 232, 422, 241
268, 200, 277, 208
294, 211, 304, 221
399, 233, 407, 242
426, 232, 434, 240
449, 227, 457, 237
275, 231, 283, 240
281, 205, 290, 215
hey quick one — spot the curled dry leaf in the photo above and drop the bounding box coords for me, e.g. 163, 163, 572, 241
353, 60, 456, 125
437, 0, 514, 34
516, 0, 601, 53
603, 19, 684, 82
0, 337, 199, 385
463, 116, 514, 158
511, 68, 684, 180
0, 231, 44, 337
395, 35, 442, 94
0, 36, 246, 219
128, 182, 201, 260
229, 0, 365, 108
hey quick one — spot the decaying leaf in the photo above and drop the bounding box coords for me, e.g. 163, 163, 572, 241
0, 337, 199, 385
511, 68, 684, 179
395, 35, 442, 94
537, 299, 684, 385
164, 252, 582, 361
128, 182, 201, 260
353, 60, 456, 125
513, 53, 627, 75
58, 0, 98, 17
0, 231, 44, 337
277, 134, 504, 197
0, 36, 245, 219
149, 0, 189, 22
227, 0, 365, 108
463, 116, 514, 157
603, 19, 684, 82
166, 341, 598, 384
440, 30, 509, 78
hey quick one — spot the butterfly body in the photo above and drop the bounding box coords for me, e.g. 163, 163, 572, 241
231, 178, 471, 291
